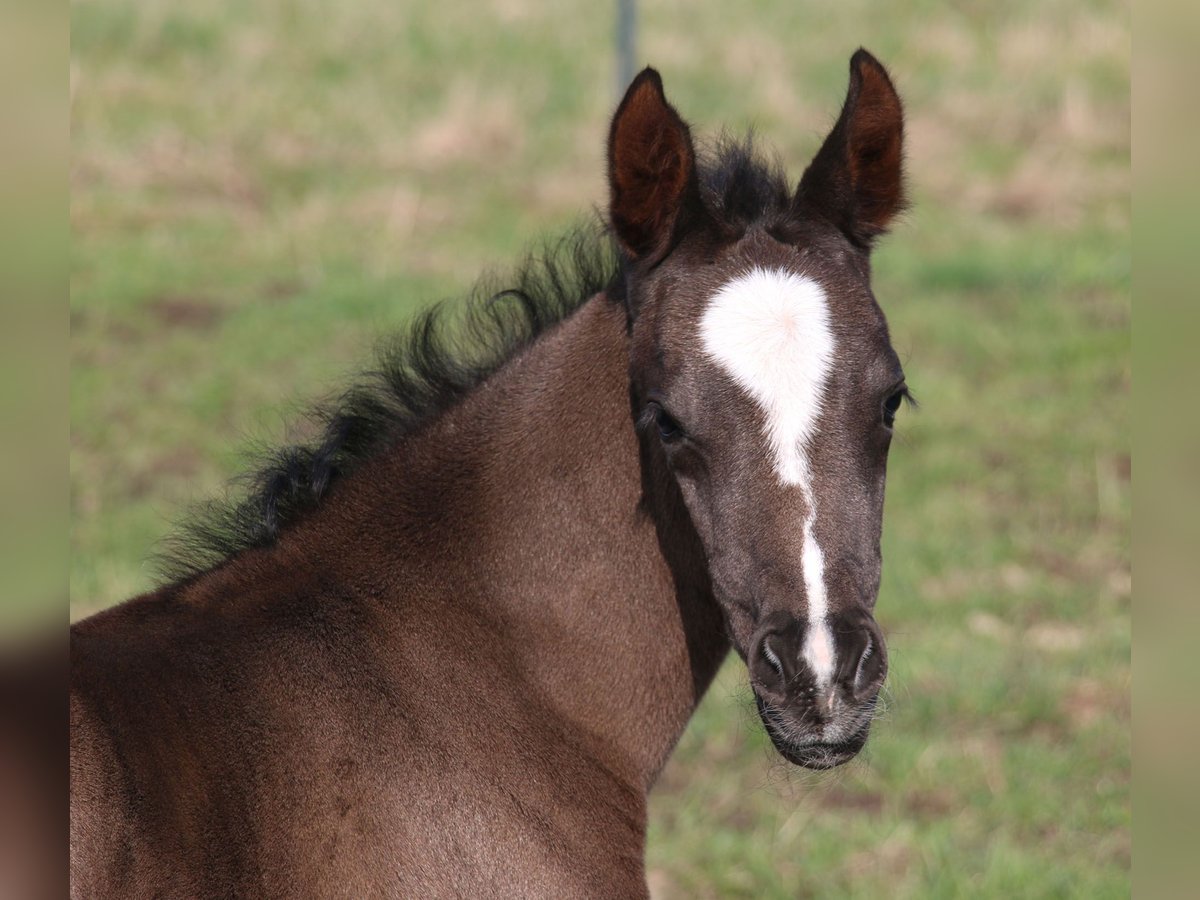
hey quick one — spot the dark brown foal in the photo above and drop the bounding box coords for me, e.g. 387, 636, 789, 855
72, 50, 910, 897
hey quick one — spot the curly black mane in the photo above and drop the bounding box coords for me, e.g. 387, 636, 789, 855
159, 137, 794, 582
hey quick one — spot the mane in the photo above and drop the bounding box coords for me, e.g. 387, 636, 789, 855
698, 132, 794, 230
158, 136, 788, 582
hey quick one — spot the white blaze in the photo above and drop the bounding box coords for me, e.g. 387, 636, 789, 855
699, 267, 838, 687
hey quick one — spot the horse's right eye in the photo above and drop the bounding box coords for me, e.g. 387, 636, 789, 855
655, 406, 684, 442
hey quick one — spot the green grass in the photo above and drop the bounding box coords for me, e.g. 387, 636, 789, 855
70, 0, 1129, 895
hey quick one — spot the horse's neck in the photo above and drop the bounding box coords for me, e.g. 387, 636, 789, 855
376, 293, 729, 787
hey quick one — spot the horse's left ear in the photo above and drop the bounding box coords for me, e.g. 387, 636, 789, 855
794, 49, 906, 250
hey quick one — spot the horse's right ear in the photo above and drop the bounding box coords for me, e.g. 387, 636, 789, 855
607, 68, 701, 264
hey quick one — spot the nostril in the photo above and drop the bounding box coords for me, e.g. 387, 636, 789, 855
753, 633, 789, 690
762, 639, 784, 678
853, 635, 874, 692
852, 626, 887, 698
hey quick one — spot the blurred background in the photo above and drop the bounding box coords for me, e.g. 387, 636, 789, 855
69, 0, 1129, 896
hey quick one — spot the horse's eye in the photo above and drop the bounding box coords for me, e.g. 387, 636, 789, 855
882, 390, 905, 429
655, 406, 684, 442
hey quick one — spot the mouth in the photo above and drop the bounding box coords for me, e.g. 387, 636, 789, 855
755, 695, 870, 770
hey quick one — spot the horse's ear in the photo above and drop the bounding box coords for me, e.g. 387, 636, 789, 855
608, 68, 701, 263
794, 49, 905, 249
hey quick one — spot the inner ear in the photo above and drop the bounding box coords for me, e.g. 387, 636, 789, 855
607, 68, 701, 263
794, 49, 906, 249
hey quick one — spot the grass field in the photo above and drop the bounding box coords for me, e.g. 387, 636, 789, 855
70, 0, 1130, 895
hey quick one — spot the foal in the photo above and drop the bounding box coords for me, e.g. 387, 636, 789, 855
71, 50, 910, 897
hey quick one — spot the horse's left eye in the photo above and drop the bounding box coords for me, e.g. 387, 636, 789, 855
882, 390, 905, 428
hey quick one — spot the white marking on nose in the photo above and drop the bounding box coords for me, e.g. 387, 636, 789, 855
700, 267, 838, 687
800, 517, 835, 687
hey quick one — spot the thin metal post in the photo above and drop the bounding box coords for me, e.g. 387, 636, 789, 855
616, 0, 636, 97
